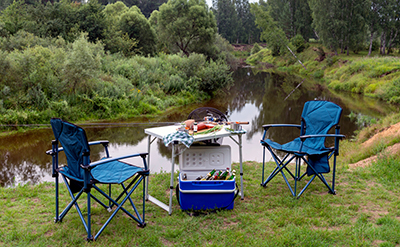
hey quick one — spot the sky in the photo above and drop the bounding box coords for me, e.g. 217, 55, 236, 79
205, 0, 258, 8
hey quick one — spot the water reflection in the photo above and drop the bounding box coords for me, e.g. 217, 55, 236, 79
0, 68, 395, 187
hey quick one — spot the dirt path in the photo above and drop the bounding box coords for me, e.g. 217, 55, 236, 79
349, 122, 400, 168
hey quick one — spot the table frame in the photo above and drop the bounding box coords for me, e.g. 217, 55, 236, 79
144, 125, 245, 215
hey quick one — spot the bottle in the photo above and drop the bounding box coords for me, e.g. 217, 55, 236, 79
226, 170, 236, 180
195, 175, 203, 180
214, 170, 222, 180
182, 173, 187, 180
205, 169, 216, 180
226, 172, 236, 180
219, 170, 229, 180
193, 122, 198, 132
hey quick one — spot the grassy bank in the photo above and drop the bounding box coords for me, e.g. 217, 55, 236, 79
0, 34, 233, 127
1, 151, 400, 246
246, 45, 400, 106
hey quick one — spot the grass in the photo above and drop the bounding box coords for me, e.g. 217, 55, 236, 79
1, 155, 400, 246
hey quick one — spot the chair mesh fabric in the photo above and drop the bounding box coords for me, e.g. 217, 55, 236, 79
262, 101, 342, 175
51, 118, 90, 181
51, 118, 142, 184
91, 160, 142, 184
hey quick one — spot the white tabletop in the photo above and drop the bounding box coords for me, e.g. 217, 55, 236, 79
144, 125, 238, 142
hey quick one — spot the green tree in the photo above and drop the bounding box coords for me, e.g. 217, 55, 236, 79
63, 33, 104, 93
119, 6, 156, 55
378, 0, 400, 54
103, 2, 156, 55
212, 0, 237, 44
235, 0, 259, 44
0, 0, 27, 35
24, 0, 80, 42
136, 0, 167, 18
261, 0, 313, 41
251, 3, 287, 56
366, 0, 383, 56
76, 0, 106, 43
155, 0, 217, 57
309, 0, 368, 55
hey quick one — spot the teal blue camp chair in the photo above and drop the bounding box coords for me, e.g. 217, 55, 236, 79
46, 118, 149, 241
260, 101, 345, 198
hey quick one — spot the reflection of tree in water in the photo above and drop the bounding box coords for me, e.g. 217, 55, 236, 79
1, 68, 395, 187
0, 128, 54, 187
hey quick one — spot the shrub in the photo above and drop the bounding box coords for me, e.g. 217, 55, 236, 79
290, 34, 306, 53
313, 70, 324, 79
251, 43, 262, 55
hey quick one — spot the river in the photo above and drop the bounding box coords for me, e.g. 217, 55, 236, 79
0, 68, 395, 187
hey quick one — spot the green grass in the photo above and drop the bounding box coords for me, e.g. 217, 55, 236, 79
1, 158, 400, 246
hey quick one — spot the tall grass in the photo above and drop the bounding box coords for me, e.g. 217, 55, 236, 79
0, 34, 233, 125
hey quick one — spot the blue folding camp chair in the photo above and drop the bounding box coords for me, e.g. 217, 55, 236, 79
46, 118, 149, 241
260, 100, 345, 198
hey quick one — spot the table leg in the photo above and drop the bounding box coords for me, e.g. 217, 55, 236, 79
145, 135, 151, 200
239, 134, 244, 200
168, 141, 177, 215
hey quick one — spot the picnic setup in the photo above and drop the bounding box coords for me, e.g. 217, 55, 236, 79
46, 101, 345, 241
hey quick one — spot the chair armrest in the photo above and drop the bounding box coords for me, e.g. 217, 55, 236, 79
87, 152, 149, 169
262, 124, 301, 130
299, 134, 345, 141
46, 147, 64, 155
88, 140, 109, 146
46, 140, 110, 155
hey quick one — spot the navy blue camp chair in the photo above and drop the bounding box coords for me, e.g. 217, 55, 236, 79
46, 118, 149, 241
260, 101, 345, 198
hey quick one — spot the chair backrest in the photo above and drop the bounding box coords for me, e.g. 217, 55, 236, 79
301, 101, 342, 149
51, 118, 90, 180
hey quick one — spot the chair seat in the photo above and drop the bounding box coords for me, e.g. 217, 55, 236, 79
58, 160, 143, 184
261, 138, 332, 156
91, 160, 143, 184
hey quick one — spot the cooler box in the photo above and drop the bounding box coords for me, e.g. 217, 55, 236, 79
178, 145, 237, 210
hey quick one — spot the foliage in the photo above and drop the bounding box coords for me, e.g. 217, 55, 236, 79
153, 0, 217, 57
308, 0, 368, 55
261, 0, 313, 41
251, 3, 287, 56
0, 32, 232, 125
250, 42, 261, 55
290, 34, 306, 53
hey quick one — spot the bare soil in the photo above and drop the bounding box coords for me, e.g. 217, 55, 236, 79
349, 122, 400, 168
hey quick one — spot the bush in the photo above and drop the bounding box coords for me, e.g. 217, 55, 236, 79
290, 34, 306, 53
251, 43, 262, 55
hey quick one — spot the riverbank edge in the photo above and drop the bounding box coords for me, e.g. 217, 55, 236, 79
243, 44, 400, 165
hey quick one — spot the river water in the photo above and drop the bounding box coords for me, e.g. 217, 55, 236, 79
0, 68, 395, 187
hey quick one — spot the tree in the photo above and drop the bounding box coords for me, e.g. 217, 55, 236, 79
136, 0, 167, 18
366, 0, 384, 56
154, 0, 217, 57
212, 0, 237, 44
119, 6, 157, 55
378, 0, 400, 54
102, 2, 155, 56
76, 0, 106, 43
0, 0, 28, 35
308, 0, 367, 55
261, 0, 313, 41
251, 3, 287, 56
235, 0, 259, 44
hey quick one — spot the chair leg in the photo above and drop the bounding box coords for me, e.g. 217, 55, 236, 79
296, 156, 336, 198
331, 154, 338, 194
87, 191, 93, 241
54, 174, 60, 223
93, 177, 143, 241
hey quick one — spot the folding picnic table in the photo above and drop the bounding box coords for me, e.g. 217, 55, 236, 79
144, 125, 246, 215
